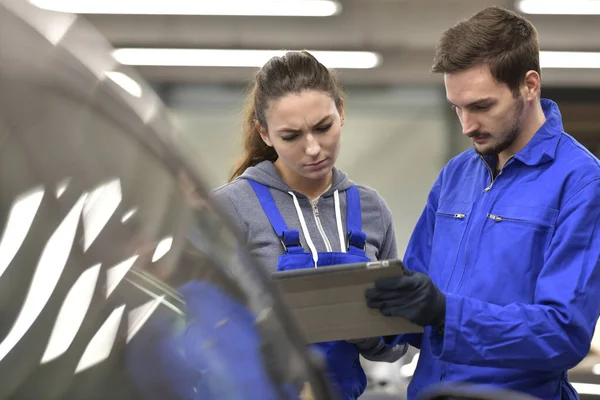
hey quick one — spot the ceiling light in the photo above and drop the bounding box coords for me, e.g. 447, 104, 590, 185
29, 0, 342, 17
540, 51, 600, 69
516, 0, 600, 15
113, 48, 382, 69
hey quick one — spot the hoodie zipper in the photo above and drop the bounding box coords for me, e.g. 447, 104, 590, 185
310, 198, 333, 252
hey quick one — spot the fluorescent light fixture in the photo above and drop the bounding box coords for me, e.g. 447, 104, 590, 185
572, 382, 600, 396
113, 49, 382, 69
540, 51, 600, 69
517, 0, 600, 15
29, 0, 342, 17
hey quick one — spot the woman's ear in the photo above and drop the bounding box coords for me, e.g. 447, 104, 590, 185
338, 99, 346, 126
257, 121, 272, 147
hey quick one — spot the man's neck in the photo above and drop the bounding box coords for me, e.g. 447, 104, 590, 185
498, 101, 546, 170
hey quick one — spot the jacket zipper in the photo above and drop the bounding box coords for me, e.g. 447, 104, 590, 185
487, 214, 553, 228
480, 156, 495, 192
311, 199, 333, 252
480, 155, 513, 192
438, 212, 466, 219
454, 155, 512, 291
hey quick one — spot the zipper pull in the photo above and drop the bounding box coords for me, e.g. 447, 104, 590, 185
453, 213, 466, 219
487, 213, 503, 221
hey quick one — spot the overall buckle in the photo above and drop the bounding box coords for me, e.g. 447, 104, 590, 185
280, 232, 302, 252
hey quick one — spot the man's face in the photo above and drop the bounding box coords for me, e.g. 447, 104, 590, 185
445, 64, 525, 157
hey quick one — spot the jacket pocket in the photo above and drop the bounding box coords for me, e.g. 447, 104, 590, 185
431, 201, 473, 289
476, 205, 558, 302
487, 205, 558, 229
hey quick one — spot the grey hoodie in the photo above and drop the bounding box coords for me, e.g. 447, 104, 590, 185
211, 161, 406, 362
211, 161, 398, 270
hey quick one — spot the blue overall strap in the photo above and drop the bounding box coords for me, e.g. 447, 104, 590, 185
345, 186, 366, 251
246, 179, 303, 252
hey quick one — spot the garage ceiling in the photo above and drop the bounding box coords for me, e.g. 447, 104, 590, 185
77, 0, 600, 87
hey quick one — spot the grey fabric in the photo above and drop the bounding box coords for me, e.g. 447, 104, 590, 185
211, 161, 402, 362
211, 161, 398, 272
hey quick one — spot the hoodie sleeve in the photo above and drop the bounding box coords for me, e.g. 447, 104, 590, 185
210, 185, 248, 242
351, 337, 408, 362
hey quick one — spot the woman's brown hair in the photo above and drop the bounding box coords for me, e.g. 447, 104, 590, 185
229, 51, 344, 181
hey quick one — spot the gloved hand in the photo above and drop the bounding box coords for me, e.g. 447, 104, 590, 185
365, 269, 446, 328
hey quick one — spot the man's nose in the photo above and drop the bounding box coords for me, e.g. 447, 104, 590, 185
459, 111, 479, 136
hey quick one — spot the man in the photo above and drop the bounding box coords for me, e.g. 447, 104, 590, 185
365, 6, 600, 400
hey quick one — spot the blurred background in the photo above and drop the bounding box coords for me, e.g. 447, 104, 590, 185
24, 0, 600, 398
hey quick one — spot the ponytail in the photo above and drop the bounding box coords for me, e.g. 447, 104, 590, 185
228, 82, 277, 182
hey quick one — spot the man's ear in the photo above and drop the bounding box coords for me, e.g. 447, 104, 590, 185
523, 70, 541, 100
257, 122, 272, 147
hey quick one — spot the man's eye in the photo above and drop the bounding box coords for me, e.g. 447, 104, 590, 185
474, 104, 490, 111
281, 135, 297, 141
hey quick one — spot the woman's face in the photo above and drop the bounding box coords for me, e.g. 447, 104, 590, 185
259, 90, 344, 185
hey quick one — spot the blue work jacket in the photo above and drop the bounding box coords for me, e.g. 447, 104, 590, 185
403, 99, 600, 400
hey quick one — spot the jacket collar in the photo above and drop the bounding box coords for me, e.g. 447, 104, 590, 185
513, 98, 563, 166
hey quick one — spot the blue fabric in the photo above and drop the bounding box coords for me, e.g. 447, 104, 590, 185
345, 185, 362, 233
249, 181, 369, 400
126, 281, 286, 400
248, 179, 289, 238
399, 99, 600, 400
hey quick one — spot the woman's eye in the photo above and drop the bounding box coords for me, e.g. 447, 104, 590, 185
315, 124, 332, 133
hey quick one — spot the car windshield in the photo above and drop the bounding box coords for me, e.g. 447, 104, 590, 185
0, 3, 331, 399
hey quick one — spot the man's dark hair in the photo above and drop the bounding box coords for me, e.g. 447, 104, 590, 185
432, 6, 541, 96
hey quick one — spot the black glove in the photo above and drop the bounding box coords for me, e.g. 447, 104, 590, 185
365, 270, 446, 328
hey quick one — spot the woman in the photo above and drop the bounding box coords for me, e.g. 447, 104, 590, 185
212, 51, 406, 399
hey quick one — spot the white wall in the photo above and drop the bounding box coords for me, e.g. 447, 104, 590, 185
167, 85, 452, 257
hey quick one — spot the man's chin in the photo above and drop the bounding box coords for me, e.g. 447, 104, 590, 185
473, 143, 498, 156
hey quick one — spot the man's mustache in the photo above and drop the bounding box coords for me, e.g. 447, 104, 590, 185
467, 131, 491, 139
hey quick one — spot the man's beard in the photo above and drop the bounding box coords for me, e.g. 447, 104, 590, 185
471, 97, 525, 157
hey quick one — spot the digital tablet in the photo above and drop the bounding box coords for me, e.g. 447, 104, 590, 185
271, 259, 423, 343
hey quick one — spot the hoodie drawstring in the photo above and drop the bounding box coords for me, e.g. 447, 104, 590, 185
334, 190, 346, 253
288, 190, 346, 268
289, 192, 319, 268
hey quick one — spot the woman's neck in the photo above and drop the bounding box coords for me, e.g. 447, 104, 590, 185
274, 161, 332, 200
